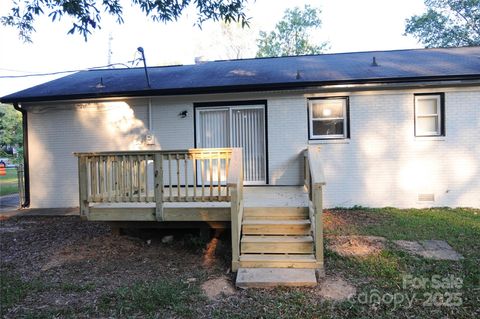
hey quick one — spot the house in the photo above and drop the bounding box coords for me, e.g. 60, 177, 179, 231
2, 46, 479, 286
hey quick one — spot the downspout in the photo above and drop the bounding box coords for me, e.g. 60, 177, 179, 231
12, 102, 30, 208
148, 98, 152, 131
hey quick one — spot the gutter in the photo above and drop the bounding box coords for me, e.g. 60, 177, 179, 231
12, 103, 30, 208
2, 74, 480, 104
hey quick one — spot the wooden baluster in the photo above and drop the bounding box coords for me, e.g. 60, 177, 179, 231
115, 157, 120, 202
90, 156, 96, 202
176, 154, 181, 201
117, 157, 121, 200
154, 153, 164, 221
184, 154, 188, 201
217, 155, 221, 200
106, 156, 112, 202
168, 154, 173, 202
192, 154, 197, 201
144, 155, 149, 202
137, 155, 141, 202
99, 156, 105, 202
89, 157, 94, 201
209, 157, 213, 200
121, 155, 125, 200
201, 159, 205, 201
96, 157, 100, 201
129, 156, 134, 202
225, 155, 230, 197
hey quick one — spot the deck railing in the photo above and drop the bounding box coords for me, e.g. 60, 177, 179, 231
304, 146, 326, 273
75, 148, 239, 221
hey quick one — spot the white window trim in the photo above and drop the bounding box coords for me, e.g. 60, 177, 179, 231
414, 95, 442, 137
308, 98, 348, 139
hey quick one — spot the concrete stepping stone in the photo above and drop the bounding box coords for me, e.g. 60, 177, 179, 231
236, 268, 317, 288
394, 240, 463, 261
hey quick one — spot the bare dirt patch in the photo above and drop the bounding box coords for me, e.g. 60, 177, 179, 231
201, 276, 236, 300
327, 235, 386, 257
41, 235, 144, 271
0, 216, 232, 318
394, 240, 463, 261
316, 276, 356, 301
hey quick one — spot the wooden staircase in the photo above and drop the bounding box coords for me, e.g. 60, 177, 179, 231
240, 207, 317, 267
236, 206, 319, 287
231, 147, 326, 288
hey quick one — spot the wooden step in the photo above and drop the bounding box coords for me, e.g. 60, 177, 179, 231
242, 220, 311, 235
243, 207, 309, 220
239, 254, 318, 268
236, 268, 317, 288
241, 235, 313, 254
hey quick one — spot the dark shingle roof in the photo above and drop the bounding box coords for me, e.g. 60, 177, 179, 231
2, 46, 480, 103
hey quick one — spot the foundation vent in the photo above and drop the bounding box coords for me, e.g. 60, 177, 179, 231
418, 193, 435, 202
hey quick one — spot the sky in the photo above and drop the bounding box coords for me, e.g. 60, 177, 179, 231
0, 0, 426, 97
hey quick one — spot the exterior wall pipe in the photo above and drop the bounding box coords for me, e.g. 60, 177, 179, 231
148, 98, 152, 131
12, 102, 30, 208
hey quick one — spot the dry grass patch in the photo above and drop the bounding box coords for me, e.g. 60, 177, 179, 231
327, 235, 386, 257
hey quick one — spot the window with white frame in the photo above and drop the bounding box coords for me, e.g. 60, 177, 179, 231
308, 97, 349, 139
414, 94, 444, 137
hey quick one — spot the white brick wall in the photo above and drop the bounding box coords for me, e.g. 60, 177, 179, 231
27, 100, 150, 207
26, 87, 480, 208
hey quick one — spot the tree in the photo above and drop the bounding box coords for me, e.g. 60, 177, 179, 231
0, 104, 23, 156
256, 5, 329, 57
1, 0, 250, 42
405, 0, 480, 48
195, 21, 255, 60
219, 22, 255, 59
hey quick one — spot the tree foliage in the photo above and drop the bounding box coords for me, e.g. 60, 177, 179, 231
405, 0, 480, 47
1, 0, 250, 42
0, 104, 23, 151
256, 5, 328, 57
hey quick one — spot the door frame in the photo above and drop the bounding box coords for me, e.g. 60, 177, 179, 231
193, 100, 269, 185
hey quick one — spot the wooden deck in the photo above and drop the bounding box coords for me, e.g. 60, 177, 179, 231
75, 147, 325, 286
88, 186, 308, 221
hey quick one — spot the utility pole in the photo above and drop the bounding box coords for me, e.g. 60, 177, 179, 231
107, 33, 113, 67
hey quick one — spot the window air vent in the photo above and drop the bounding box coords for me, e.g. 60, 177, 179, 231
418, 194, 435, 202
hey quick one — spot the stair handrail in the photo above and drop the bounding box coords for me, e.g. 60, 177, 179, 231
304, 146, 326, 274
227, 148, 244, 272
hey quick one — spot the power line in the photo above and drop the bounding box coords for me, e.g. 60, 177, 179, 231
0, 68, 35, 73
0, 62, 134, 79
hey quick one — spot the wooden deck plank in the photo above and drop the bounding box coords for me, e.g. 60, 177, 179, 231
88, 205, 230, 222
242, 235, 313, 242
242, 220, 311, 235
239, 254, 319, 269
89, 207, 155, 221
163, 207, 230, 221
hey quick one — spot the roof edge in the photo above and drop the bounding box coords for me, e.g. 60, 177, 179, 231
2, 74, 480, 104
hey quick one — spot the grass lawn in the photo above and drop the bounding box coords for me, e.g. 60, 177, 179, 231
1, 208, 479, 318
0, 168, 18, 196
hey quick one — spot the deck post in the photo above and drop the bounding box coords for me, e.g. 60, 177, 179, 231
313, 184, 324, 275
154, 153, 164, 221
305, 146, 326, 276
230, 187, 240, 272
78, 155, 89, 219
227, 148, 243, 272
